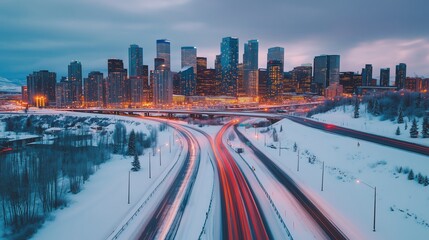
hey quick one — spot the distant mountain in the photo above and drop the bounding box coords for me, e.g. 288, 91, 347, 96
0, 77, 25, 92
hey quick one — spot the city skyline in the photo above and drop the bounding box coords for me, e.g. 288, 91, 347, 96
1, 0, 428, 81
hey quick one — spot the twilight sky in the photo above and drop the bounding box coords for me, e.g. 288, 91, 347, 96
0, 0, 428, 82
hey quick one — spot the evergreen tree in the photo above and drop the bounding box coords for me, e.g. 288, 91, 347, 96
354, 98, 360, 118
421, 117, 429, 138
397, 107, 404, 124
424, 176, 429, 186
131, 153, 141, 171
128, 130, 136, 156
408, 169, 415, 180
395, 126, 401, 135
410, 118, 419, 138
405, 121, 408, 130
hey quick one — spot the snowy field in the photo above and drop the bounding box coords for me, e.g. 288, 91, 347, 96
0, 110, 191, 239
237, 118, 429, 240
311, 105, 429, 146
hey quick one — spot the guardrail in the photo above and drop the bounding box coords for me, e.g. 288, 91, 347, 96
198, 153, 216, 240
107, 135, 186, 240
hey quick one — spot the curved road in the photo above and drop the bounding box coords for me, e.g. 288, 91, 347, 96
214, 121, 270, 240
137, 121, 201, 240
233, 124, 348, 240
285, 115, 429, 156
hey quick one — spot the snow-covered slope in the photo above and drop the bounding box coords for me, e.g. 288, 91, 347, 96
311, 105, 429, 146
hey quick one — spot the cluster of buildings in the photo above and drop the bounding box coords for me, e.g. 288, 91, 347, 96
22, 37, 428, 108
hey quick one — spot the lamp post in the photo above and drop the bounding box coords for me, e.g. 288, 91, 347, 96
356, 179, 377, 232
279, 140, 281, 156
158, 148, 162, 166
297, 149, 300, 172
128, 171, 131, 204
321, 161, 325, 191
148, 154, 151, 179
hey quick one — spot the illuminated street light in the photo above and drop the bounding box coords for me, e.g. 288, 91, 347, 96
356, 179, 377, 232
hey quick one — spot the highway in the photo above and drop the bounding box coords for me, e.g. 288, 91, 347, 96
233, 124, 349, 240
285, 116, 429, 156
137, 121, 201, 239
213, 121, 270, 239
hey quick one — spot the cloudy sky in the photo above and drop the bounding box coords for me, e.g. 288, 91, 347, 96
0, 0, 428, 83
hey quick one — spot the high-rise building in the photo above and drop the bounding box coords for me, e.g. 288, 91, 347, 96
362, 64, 373, 86
220, 37, 239, 97
106, 59, 127, 106
215, 55, 222, 95
244, 40, 259, 97
140, 65, 150, 103
267, 60, 283, 102
258, 68, 268, 102
179, 66, 196, 96
292, 65, 312, 93
68, 60, 82, 105
84, 71, 104, 107
395, 63, 407, 90
340, 72, 362, 94
197, 69, 216, 96
157, 39, 171, 71
237, 63, 245, 97
56, 77, 72, 107
108, 59, 124, 74
313, 55, 340, 95
153, 63, 172, 105
128, 44, 143, 77
267, 47, 284, 66
380, 68, 390, 87
181, 46, 197, 74
197, 57, 207, 72
27, 70, 56, 107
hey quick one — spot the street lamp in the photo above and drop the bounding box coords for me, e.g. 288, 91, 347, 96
356, 179, 377, 232
158, 148, 161, 166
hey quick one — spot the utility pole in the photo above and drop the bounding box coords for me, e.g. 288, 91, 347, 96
128, 171, 130, 204
297, 149, 300, 172
149, 154, 151, 179
321, 161, 325, 191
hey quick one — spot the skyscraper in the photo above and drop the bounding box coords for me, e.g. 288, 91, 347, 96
153, 63, 172, 105
380, 68, 390, 87
84, 71, 104, 107
215, 55, 222, 95
244, 40, 259, 97
267, 47, 284, 66
258, 68, 268, 102
313, 55, 340, 95
220, 37, 239, 97
292, 65, 312, 93
128, 44, 143, 77
179, 66, 196, 96
108, 59, 124, 74
157, 39, 171, 71
68, 60, 82, 105
395, 63, 406, 90
106, 59, 127, 106
27, 70, 56, 106
267, 60, 283, 102
362, 64, 373, 86
181, 46, 197, 74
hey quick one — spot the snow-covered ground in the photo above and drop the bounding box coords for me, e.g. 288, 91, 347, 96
311, 105, 429, 146
0, 110, 193, 240
237, 118, 429, 240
